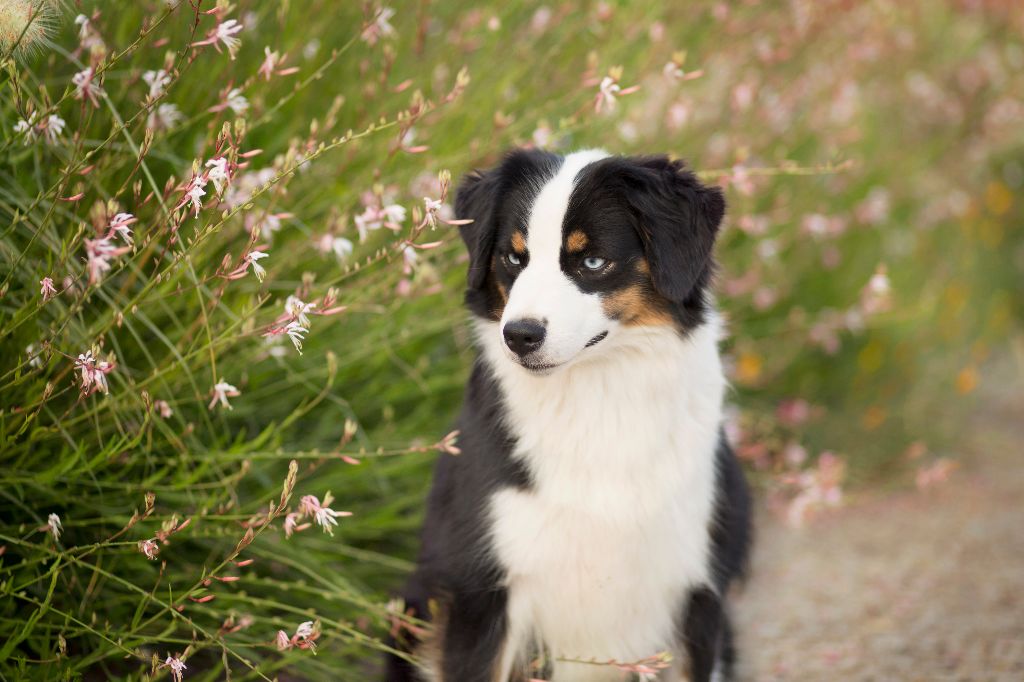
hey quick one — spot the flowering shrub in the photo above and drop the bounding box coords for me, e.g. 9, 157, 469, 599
1, 0, 1020, 678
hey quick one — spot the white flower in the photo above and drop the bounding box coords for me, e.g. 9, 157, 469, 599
284, 321, 308, 354
42, 115, 66, 144
183, 175, 207, 217
257, 213, 281, 241
143, 69, 172, 99
205, 157, 231, 194
163, 655, 187, 682
72, 67, 103, 106
110, 213, 136, 245
47, 513, 62, 541
74, 14, 90, 40
294, 621, 315, 640
246, 250, 269, 282
402, 245, 418, 275
332, 236, 353, 261
383, 204, 406, 225
148, 103, 183, 130
314, 506, 342, 533
597, 76, 621, 112
285, 296, 316, 327
26, 343, 44, 369
226, 88, 249, 115
362, 6, 396, 45
13, 115, 36, 143
275, 629, 292, 650
423, 197, 443, 228
208, 380, 240, 410
215, 19, 244, 59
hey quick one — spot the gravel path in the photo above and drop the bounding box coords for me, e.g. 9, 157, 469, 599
732, 373, 1024, 681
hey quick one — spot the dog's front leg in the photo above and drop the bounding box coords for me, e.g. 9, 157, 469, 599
680, 586, 725, 682
440, 587, 511, 682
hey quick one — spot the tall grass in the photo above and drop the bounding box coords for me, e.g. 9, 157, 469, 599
1, 0, 1020, 678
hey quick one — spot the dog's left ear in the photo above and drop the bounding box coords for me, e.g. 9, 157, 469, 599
455, 168, 500, 290
621, 156, 725, 303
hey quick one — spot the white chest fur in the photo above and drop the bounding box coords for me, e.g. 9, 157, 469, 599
477, 318, 726, 681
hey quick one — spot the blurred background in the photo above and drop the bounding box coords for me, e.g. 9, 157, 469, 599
1, 1, 1021, 679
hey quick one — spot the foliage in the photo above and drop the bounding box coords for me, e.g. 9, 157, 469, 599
0, 0, 1020, 678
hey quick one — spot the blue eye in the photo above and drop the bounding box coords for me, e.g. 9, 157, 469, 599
506, 252, 522, 266
583, 256, 607, 270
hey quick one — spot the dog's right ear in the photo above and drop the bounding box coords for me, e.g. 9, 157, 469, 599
455, 168, 499, 290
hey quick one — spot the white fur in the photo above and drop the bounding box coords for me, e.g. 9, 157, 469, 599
480, 152, 727, 681
499, 150, 612, 370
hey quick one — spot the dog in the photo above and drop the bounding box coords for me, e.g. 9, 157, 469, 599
385, 149, 752, 682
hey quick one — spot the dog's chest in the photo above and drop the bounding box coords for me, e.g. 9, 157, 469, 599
485, 345, 722, 670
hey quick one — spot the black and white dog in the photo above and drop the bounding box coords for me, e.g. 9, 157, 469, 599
386, 149, 752, 682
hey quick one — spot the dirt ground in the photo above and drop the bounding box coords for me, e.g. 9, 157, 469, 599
733, 374, 1024, 681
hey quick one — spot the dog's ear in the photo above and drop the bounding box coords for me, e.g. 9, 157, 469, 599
621, 156, 725, 303
455, 168, 500, 290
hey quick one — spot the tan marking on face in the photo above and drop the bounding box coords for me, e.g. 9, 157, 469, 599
566, 230, 588, 253
635, 258, 650, 275
510, 230, 527, 254
602, 284, 674, 327
489, 257, 507, 320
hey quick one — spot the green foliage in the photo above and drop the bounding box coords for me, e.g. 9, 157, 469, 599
0, 0, 1020, 678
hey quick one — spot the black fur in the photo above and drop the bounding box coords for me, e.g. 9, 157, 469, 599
385, 362, 531, 682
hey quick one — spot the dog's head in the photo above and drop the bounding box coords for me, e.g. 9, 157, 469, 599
456, 149, 725, 375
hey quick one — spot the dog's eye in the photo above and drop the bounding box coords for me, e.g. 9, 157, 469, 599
582, 256, 607, 270
505, 252, 522, 267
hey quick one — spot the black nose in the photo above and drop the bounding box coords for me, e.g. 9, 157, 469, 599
503, 319, 546, 357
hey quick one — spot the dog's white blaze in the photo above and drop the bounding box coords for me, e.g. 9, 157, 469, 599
481, 314, 725, 681
500, 150, 611, 368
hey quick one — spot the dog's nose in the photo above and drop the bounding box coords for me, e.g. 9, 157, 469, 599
503, 319, 546, 357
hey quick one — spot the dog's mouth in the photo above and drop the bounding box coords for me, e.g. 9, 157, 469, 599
519, 360, 559, 375
584, 330, 608, 348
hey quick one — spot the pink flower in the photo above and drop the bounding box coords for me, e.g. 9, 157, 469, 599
84, 237, 131, 284
138, 538, 160, 560
208, 380, 240, 410
74, 350, 115, 396
109, 212, 137, 245
154, 399, 173, 418
72, 67, 103, 106
298, 494, 351, 536
40, 277, 57, 301
361, 6, 396, 45
401, 245, 418, 275
275, 629, 292, 650
354, 202, 406, 241
162, 655, 187, 682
